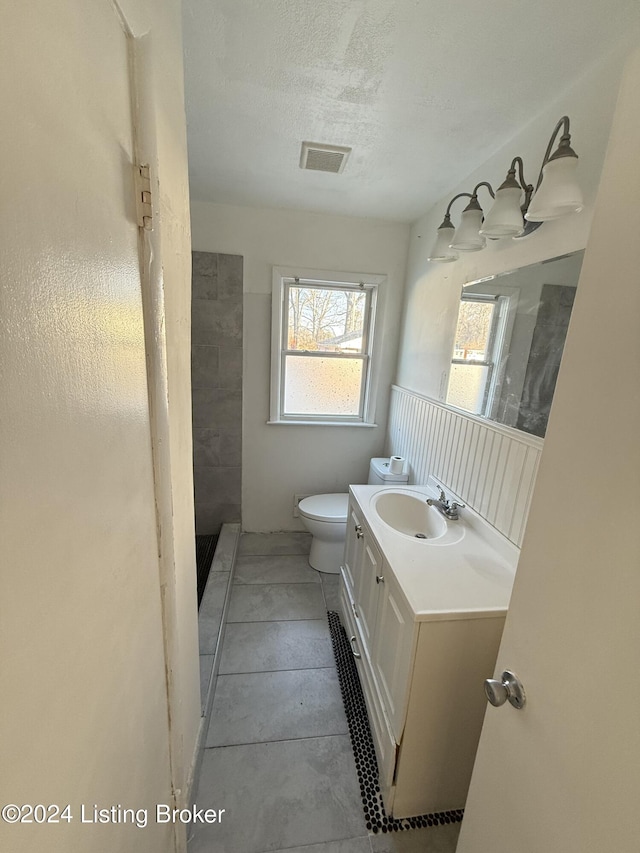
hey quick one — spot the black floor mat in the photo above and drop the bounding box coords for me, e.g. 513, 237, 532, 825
196, 534, 218, 608
327, 610, 464, 834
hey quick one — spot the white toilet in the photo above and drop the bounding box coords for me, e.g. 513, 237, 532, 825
298, 458, 409, 574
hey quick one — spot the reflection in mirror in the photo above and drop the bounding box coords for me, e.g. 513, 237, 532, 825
446, 251, 583, 438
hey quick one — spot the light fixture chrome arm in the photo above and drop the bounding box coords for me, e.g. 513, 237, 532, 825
444, 192, 473, 218
440, 184, 494, 223
471, 181, 495, 201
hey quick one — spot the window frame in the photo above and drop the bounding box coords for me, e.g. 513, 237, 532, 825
269, 266, 385, 426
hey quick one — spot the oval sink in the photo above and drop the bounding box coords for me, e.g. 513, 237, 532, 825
371, 490, 465, 545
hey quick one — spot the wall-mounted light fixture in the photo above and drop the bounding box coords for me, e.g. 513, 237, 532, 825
427, 117, 583, 263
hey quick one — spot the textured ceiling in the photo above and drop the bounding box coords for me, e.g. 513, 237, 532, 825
182, 0, 640, 222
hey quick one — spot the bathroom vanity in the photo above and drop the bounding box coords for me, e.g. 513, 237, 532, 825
339, 481, 518, 818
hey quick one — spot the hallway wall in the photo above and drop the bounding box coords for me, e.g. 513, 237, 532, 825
0, 2, 198, 852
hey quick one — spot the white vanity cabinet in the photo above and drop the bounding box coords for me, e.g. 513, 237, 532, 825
343, 509, 415, 739
339, 490, 510, 818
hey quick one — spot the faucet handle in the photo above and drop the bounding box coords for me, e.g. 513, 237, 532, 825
444, 500, 466, 520
437, 486, 446, 502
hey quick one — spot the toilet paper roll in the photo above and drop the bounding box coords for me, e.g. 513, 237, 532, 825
389, 455, 404, 474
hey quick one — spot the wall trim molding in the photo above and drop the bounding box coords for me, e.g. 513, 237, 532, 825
391, 385, 544, 450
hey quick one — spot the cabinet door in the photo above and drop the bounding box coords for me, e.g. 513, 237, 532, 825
355, 534, 383, 652
372, 568, 417, 740
340, 571, 398, 802
343, 503, 364, 594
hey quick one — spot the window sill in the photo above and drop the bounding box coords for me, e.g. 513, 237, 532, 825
267, 420, 378, 428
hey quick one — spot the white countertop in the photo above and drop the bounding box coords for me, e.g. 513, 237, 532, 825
350, 482, 519, 622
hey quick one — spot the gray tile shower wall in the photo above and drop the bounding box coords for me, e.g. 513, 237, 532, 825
516, 283, 576, 438
191, 251, 243, 534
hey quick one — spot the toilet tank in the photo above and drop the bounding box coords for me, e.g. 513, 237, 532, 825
368, 457, 409, 486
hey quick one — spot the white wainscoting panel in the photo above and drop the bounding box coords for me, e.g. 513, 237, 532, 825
386, 386, 543, 547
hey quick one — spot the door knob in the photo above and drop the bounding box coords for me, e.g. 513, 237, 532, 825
349, 635, 361, 659
355, 524, 364, 539
484, 670, 526, 710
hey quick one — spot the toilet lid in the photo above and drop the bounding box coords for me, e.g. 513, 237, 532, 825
298, 493, 349, 522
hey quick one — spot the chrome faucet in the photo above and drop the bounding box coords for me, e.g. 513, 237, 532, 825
426, 487, 465, 520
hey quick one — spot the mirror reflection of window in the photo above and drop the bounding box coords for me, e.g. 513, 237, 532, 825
447, 294, 514, 417
445, 251, 583, 438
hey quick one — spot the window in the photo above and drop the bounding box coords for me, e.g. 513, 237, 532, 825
270, 267, 384, 424
446, 293, 513, 417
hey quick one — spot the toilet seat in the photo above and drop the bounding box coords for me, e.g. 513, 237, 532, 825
298, 493, 349, 523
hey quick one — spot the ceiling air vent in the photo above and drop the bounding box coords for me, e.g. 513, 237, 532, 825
299, 142, 351, 174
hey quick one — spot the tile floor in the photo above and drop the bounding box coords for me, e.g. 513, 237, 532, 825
190, 532, 461, 853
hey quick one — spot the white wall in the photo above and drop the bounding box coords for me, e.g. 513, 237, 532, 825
396, 41, 632, 401
0, 2, 198, 852
190, 201, 410, 531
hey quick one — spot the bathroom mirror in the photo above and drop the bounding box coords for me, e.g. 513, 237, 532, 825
446, 251, 583, 438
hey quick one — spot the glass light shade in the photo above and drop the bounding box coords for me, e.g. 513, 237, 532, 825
525, 156, 583, 221
428, 225, 458, 262
479, 186, 524, 237
450, 208, 485, 252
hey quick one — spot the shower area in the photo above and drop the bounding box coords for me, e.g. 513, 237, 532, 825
191, 250, 243, 601
191, 249, 244, 722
